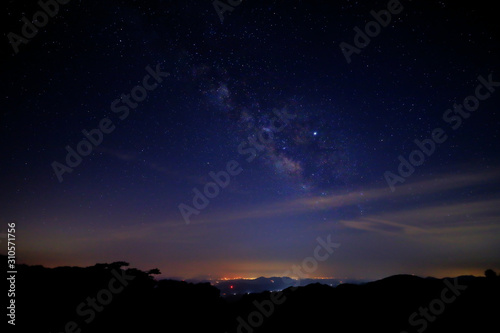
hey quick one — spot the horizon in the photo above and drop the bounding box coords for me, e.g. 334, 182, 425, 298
7, 254, 494, 289
10, 255, 493, 282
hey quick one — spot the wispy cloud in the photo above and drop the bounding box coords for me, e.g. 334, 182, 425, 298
338, 198, 500, 236
192, 168, 500, 226
34, 167, 499, 249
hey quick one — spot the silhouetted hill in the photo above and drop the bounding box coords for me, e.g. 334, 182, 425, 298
5, 256, 499, 333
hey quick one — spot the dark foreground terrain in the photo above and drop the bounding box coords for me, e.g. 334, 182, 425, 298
6, 257, 499, 332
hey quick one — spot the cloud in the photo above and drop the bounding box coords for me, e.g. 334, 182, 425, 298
338, 198, 500, 236
190, 167, 500, 227
27, 167, 498, 263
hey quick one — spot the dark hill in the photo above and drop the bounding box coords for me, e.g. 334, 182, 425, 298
6, 256, 499, 333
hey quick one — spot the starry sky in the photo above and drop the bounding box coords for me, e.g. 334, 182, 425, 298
1, 0, 499, 280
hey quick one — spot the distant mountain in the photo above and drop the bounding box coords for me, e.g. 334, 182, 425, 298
204, 276, 368, 295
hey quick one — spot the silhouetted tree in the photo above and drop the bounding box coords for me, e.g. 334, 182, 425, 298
485, 269, 497, 279
147, 268, 161, 275
110, 261, 130, 269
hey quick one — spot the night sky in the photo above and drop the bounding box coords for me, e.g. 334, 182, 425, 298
1, 0, 499, 280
